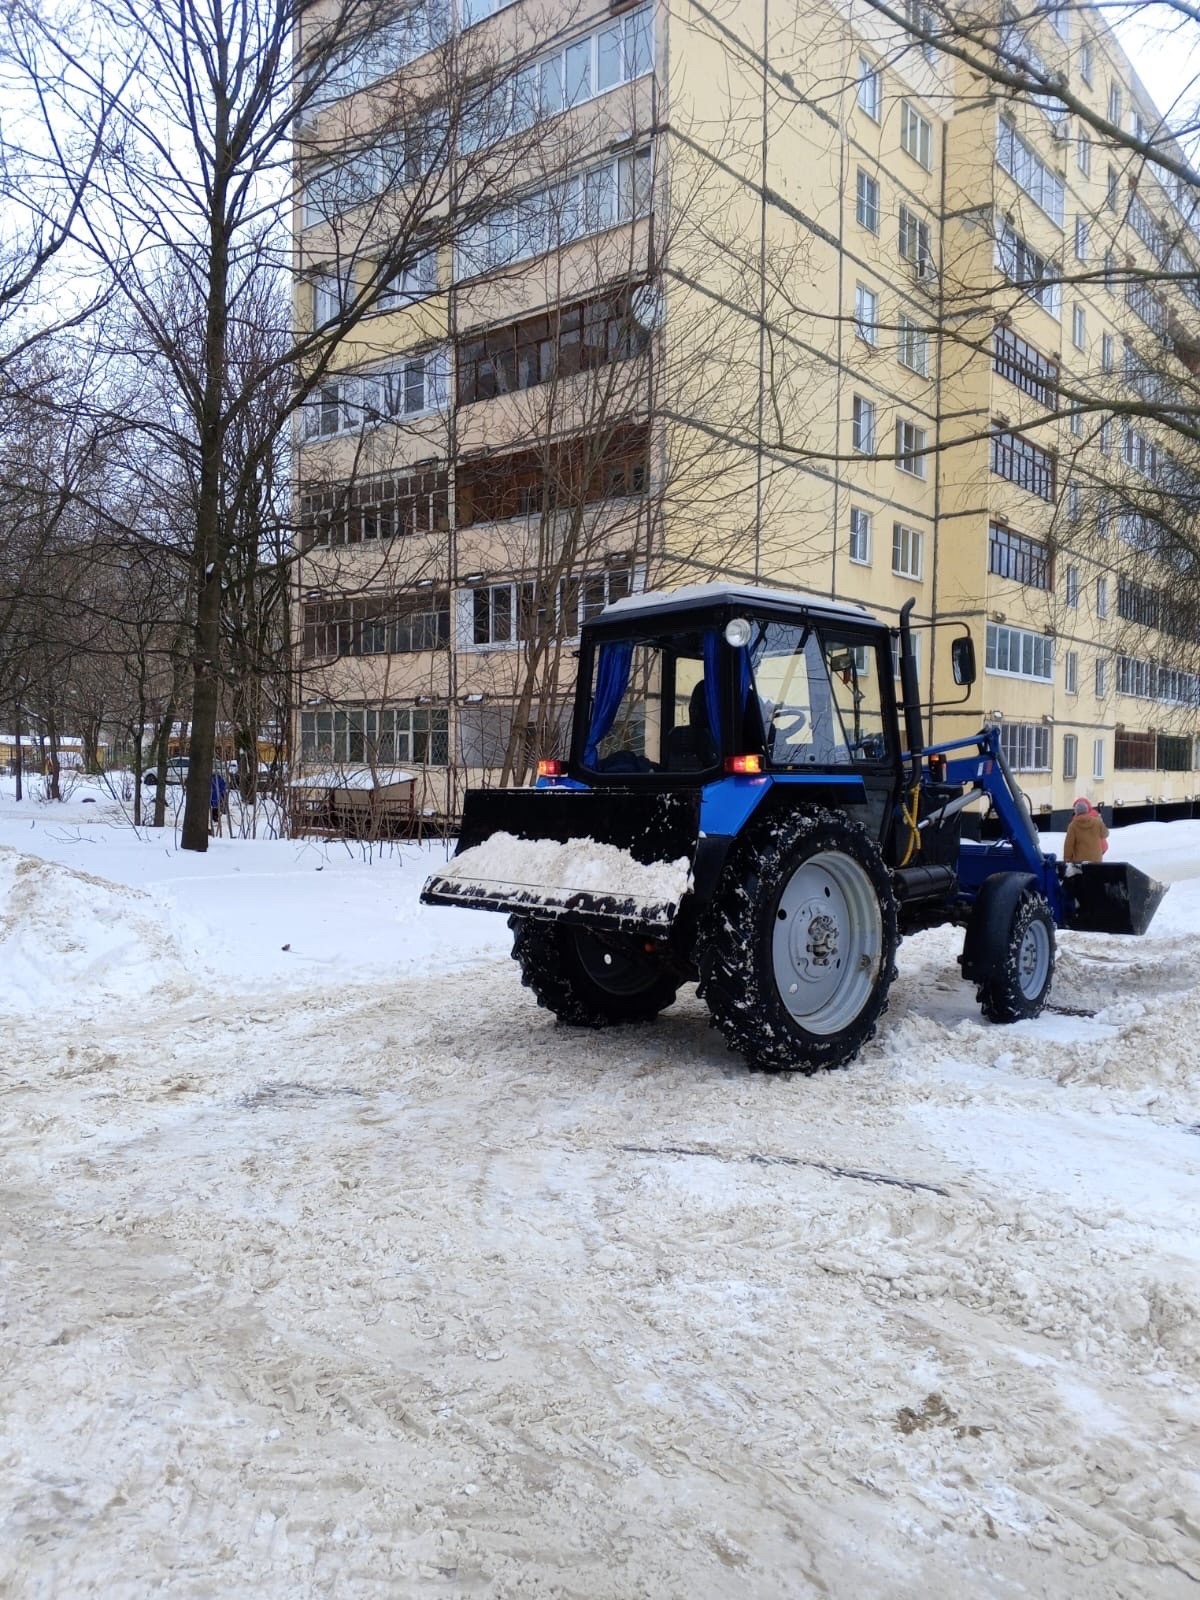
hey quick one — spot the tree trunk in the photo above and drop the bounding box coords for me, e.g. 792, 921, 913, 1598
181, 566, 222, 851
151, 707, 174, 828
45, 708, 61, 800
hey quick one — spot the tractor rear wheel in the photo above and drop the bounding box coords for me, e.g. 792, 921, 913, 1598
977, 889, 1055, 1023
699, 808, 899, 1071
509, 916, 680, 1028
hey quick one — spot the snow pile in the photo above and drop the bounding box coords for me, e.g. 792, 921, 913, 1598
436, 830, 693, 905
0, 846, 197, 1016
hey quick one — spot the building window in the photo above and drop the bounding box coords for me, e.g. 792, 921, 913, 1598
990, 429, 1056, 500
1126, 278, 1166, 335
992, 324, 1057, 405
1074, 216, 1088, 261
1065, 651, 1079, 693
1067, 482, 1081, 520
457, 145, 653, 277
302, 592, 451, 659
378, 247, 439, 308
456, 292, 649, 405
854, 283, 880, 344
1122, 422, 1159, 480
988, 523, 1049, 587
892, 521, 924, 579
889, 631, 921, 678
466, 567, 631, 646
998, 722, 1051, 772
1108, 82, 1121, 124
1076, 128, 1091, 175
852, 395, 877, 452
300, 705, 449, 767
900, 100, 933, 168
1107, 165, 1119, 211
460, 6, 653, 152
1099, 417, 1112, 454
456, 425, 648, 527
897, 316, 929, 374
895, 420, 927, 477
1115, 729, 1155, 770
996, 117, 1065, 225
1063, 732, 1078, 779
995, 222, 1061, 317
1079, 39, 1093, 85
1070, 409, 1082, 437
857, 57, 882, 120
849, 507, 872, 563
1095, 658, 1107, 698
902, 0, 937, 61
1101, 332, 1114, 372
300, 467, 450, 547
301, 348, 449, 440
898, 205, 933, 273
986, 622, 1053, 681
1065, 564, 1080, 607
1097, 576, 1108, 617
1103, 251, 1117, 292
1071, 305, 1086, 349
856, 169, 881, 232
1093, 736, 1105, 779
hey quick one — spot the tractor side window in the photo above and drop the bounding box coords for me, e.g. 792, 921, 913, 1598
583, 630, 717, 775
822, 635, 890, 762
751, 624, 849, 766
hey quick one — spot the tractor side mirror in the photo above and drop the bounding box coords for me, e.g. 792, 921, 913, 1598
951, 636, 976, 687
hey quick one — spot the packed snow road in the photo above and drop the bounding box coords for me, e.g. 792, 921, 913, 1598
1, 802, 1199, 1597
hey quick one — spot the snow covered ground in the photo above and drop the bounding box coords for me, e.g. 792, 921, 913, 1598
1, 777, 1198, 1598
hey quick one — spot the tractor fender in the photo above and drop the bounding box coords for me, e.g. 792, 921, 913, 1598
959, 871, 1038, 984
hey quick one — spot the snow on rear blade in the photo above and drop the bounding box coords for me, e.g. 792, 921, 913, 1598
422, 831, 693, 933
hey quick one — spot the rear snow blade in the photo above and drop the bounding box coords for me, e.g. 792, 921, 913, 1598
1063, 860, 1167, 936
421, 788, 700, 937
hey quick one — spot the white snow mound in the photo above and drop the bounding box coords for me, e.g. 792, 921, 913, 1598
439, 831, 692, 904
0, 846, 195, 1016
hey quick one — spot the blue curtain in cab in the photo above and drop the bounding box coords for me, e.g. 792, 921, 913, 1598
702, 631, 722, 741
584, 640, 634, 766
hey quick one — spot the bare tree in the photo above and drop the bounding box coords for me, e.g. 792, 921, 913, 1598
7, 0, 582, 848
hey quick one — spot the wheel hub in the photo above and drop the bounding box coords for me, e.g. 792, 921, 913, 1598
804, 910, 839, 966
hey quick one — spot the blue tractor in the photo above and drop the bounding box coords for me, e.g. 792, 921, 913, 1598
423, 584, 1166, 1070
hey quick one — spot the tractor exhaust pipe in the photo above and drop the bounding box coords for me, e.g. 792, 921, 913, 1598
898, 600, 924, 759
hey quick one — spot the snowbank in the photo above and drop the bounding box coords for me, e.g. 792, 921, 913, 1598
0, 847, 198, 1016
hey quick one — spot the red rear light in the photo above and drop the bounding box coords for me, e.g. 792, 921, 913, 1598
537, 759, 563, 778
725, 754, 763, 775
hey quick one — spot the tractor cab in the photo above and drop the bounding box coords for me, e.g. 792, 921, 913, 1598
562, 585, 905, 857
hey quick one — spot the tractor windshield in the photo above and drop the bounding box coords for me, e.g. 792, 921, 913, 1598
748, 622, 890, 766
582, 628, 721, 775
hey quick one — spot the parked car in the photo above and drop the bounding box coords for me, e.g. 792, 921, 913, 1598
143, 758, 189, 788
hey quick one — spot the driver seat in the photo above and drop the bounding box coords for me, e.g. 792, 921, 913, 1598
664, 681, 718, 772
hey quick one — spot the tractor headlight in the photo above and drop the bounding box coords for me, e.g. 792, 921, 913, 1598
725, 617, 752, 647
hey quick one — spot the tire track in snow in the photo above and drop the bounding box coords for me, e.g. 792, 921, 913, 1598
2, 951, 1199, 1596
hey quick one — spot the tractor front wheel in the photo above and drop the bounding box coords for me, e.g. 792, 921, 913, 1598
977, 889, 1056, 1023
509, 917, 680, 1028
699, 808, 899, 1071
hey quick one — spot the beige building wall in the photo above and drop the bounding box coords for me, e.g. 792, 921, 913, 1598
293, 0, 1200, 824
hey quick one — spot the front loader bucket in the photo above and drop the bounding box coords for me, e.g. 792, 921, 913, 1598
1063, 860, 1168, 936
421, 788, 700, 937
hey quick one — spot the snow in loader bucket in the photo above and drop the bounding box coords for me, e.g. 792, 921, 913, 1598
420, 789, 699, 937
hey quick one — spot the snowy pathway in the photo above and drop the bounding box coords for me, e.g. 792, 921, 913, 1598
1, 801, 1199, 1596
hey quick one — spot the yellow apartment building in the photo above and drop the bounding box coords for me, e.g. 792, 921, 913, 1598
293, 0, 1200, 828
